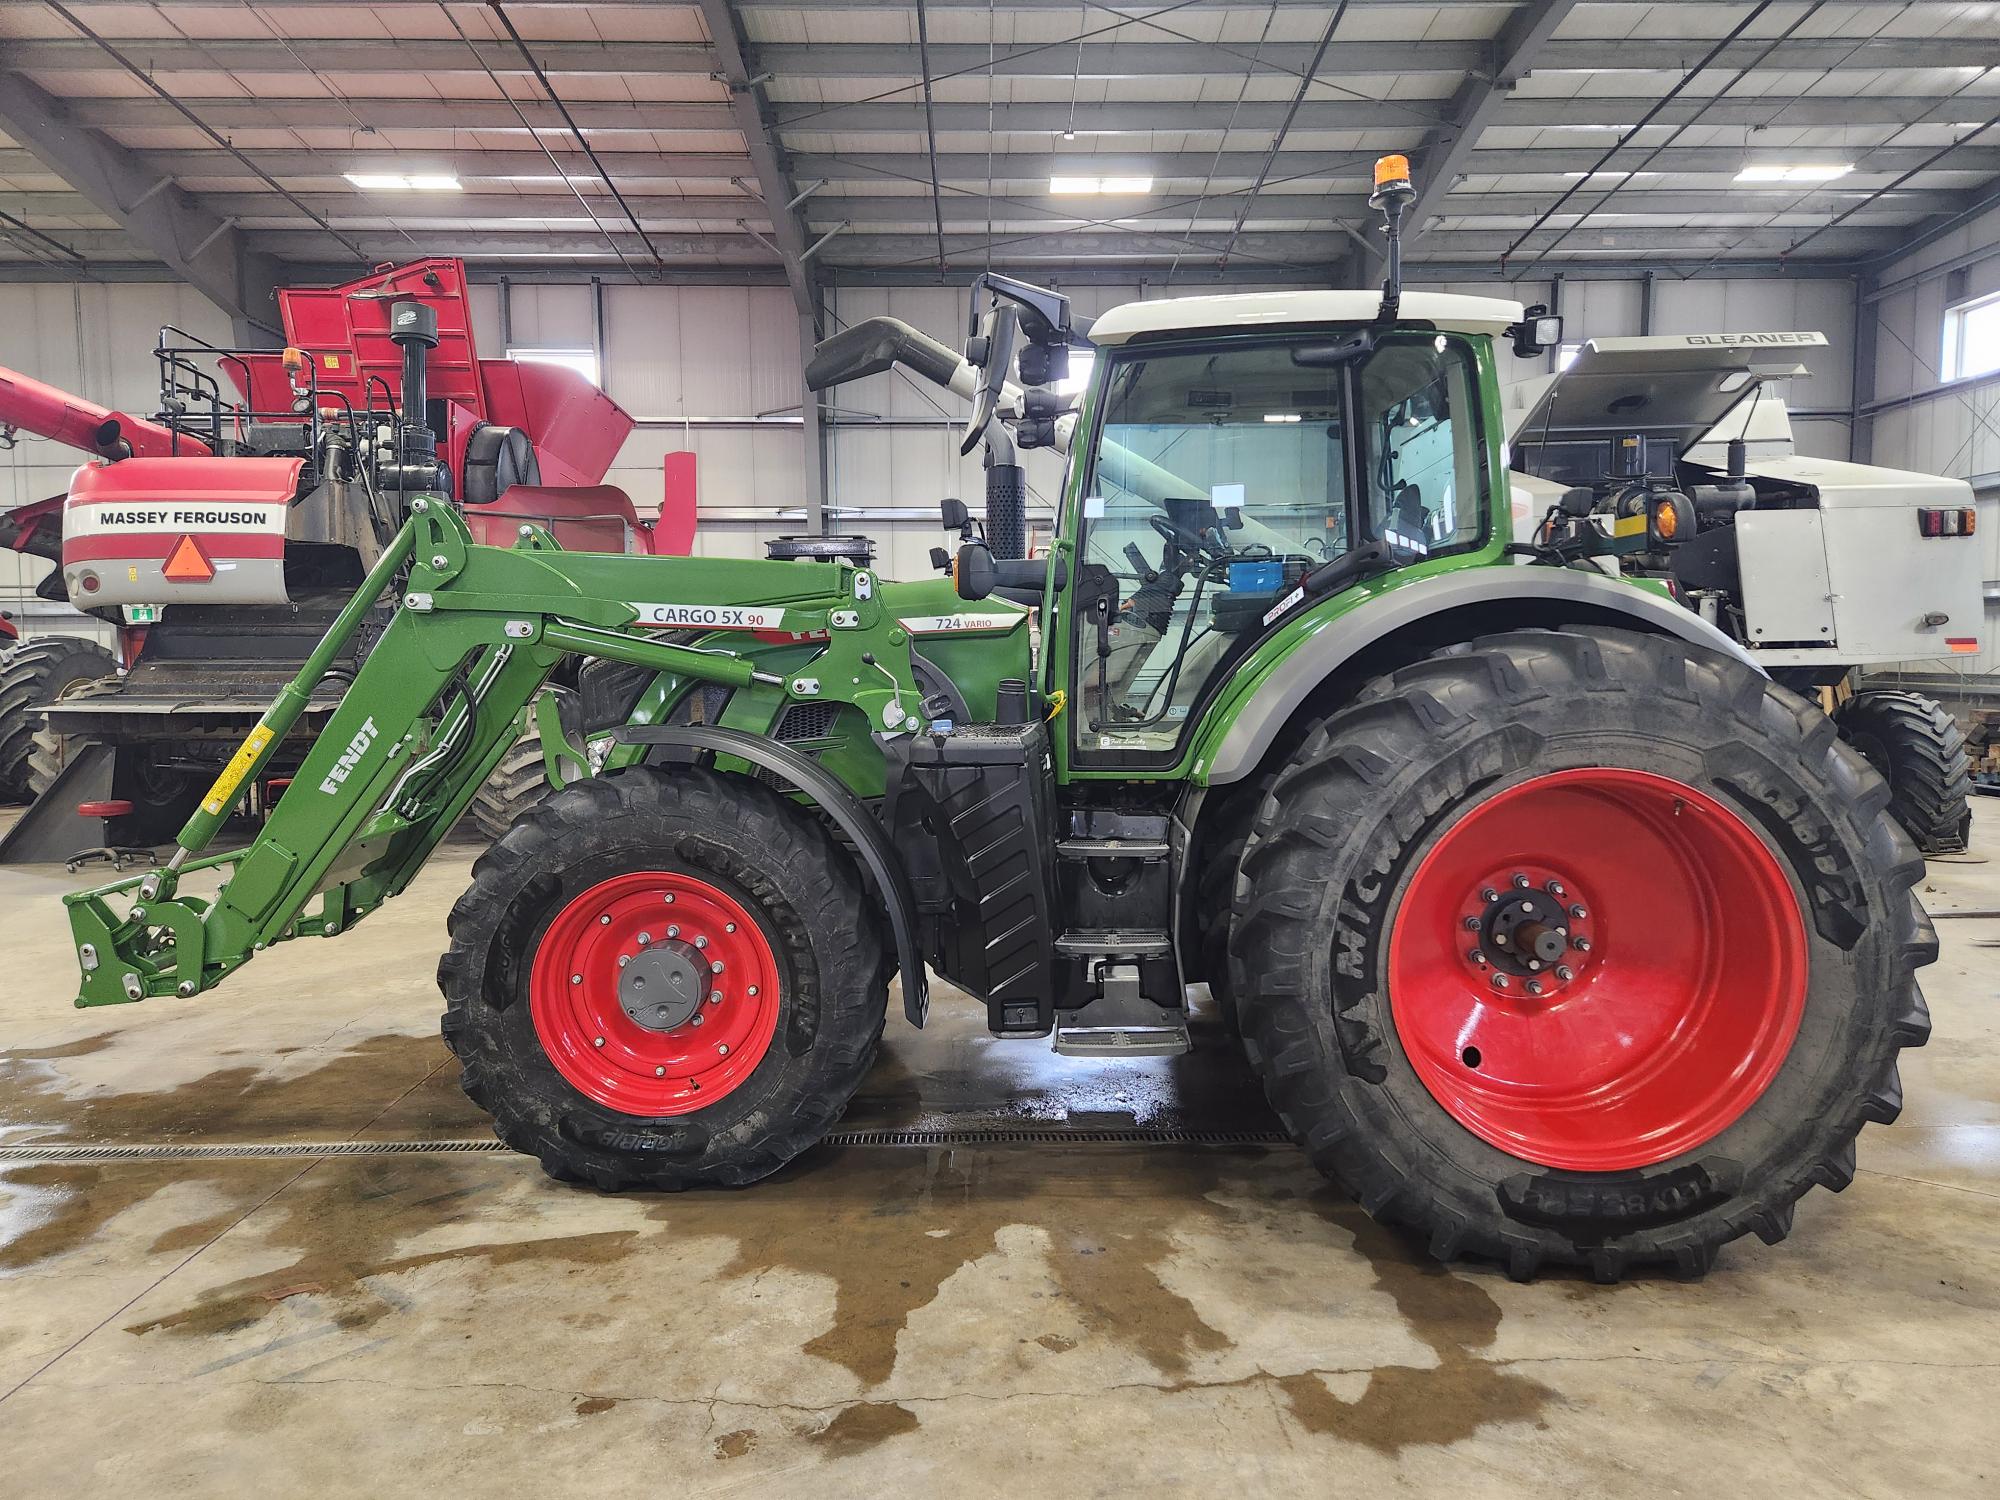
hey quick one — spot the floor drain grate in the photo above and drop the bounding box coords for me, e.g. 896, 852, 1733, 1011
0, 1126, 1290, 1165
823, 1127, 1290, 1148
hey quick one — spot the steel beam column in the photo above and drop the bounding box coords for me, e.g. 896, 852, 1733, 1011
698, 0, 827, 527
1406, 0, 1581, 240
0, 73, 280, 340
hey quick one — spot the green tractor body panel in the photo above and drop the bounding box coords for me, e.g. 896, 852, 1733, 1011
58, 306, 1712, 1023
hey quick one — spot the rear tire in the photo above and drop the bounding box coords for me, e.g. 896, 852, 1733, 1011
1230, 627, 1934, 1280
438, 766, 887, 1189
0, 637, 117, 801
1833, 690, 1972, 854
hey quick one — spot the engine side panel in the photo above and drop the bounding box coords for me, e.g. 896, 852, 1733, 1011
62, 456, 301, 608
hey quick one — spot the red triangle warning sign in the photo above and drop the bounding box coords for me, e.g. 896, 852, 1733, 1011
161, 534, 215, 583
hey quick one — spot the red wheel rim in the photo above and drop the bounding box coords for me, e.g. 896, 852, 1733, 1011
529, 870, 780, 1115
1387, 768, 1808, 1172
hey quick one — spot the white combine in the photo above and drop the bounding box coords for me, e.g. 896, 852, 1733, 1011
1508, 332, 1982, 852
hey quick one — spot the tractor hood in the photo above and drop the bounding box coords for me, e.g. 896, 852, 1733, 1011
1507, 333, 1828, 453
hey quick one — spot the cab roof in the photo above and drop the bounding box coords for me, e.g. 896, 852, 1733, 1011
1088, 290, 1525, 346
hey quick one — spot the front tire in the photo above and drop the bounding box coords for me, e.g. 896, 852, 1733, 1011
438, 766, 887, 1189
1230, 628, 1934, 1280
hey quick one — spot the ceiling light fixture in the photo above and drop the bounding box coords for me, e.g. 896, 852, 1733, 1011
1734, 163, 1853, 184
1050, 175, 1154, 195
344, 172, 463, 191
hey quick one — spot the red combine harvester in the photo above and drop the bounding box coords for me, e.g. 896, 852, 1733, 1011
0, 258, 695, 863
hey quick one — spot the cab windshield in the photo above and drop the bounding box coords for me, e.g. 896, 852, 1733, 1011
1072, 331, 1487, 757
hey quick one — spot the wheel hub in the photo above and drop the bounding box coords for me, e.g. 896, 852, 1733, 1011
1462, 871, 1592, 995
617, 938, 710, 1032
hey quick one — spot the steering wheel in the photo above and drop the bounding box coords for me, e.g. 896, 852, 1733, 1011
1148, 512, 1231, 565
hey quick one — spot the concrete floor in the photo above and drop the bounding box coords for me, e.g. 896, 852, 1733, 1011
0, 803, 1995, 1498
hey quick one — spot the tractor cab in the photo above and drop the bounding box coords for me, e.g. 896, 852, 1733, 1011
1055, 290, 1514, 762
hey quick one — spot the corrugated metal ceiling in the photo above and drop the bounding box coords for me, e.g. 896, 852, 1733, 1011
0, 0, 1994, 284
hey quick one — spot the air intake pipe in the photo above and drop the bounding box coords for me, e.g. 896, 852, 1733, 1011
386, 299, 441, 494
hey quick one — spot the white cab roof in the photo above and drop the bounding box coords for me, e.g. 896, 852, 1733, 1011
1088, 289, 1524, 345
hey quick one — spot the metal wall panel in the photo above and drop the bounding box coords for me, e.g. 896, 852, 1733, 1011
601, 284, 800, 421
0, 271, 1898, 589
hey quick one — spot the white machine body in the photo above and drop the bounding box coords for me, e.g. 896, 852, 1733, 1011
1506, 333, 1983, 670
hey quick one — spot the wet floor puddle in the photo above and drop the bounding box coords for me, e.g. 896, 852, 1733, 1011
2, 1029, 1554, 1457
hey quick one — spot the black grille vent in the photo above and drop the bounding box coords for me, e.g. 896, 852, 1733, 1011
775, 701, 842, 742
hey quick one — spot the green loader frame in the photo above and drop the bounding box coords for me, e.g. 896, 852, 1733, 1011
66, 496, 932, 1011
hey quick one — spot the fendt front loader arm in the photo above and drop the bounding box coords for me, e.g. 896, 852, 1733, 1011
64, 496, 920, 1008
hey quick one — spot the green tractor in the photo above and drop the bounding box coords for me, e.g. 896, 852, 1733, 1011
62, 160, 1932, 1279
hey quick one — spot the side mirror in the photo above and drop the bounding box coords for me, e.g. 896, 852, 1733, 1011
1508, 304, 1564, 357
954, 542, 1063, 601
1558, 485, 1596, 518
940, 497, 971, 533
959, 306, 1017, 457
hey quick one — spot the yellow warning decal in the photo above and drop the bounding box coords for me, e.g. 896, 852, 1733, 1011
200, 722, 274, 816
1611, 512, 1649, 538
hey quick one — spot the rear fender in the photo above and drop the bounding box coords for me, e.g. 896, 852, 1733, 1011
1202, 566, 1760, 785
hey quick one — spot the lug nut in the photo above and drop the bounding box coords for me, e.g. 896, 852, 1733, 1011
710, 960, 724, 974
593, 1036, 605, 1048
618, 954, 630, 968
637, 931, 651, 946
571, 974, 582, 985
654, 1066, 667, 1078
1547, 880, 1566, 897
663, 893, 675, 903
1573, 938, 1592, 953
692, 1013, 704, 1027
1480, 887, 1498, 902
717, 1043, 730, 1057
599, 914, 611, 926
747, 986, 759, 997
1467, 948, 1487, 967
694, 935, 708, 950
709, 990, 723, 1005
1512, 873, 1530, 889
1525, 979, 1544, 996
1491, 973, 1511, 991
1556, 965, 1575, 981
1463, 915, 1480, 931
1570, 904, 1588, 920
1527, 959, 1542, 971
668, 924, 680, 938
725, 922, 737, 933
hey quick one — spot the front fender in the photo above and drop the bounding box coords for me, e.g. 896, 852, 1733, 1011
610, 723, 929, 1027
